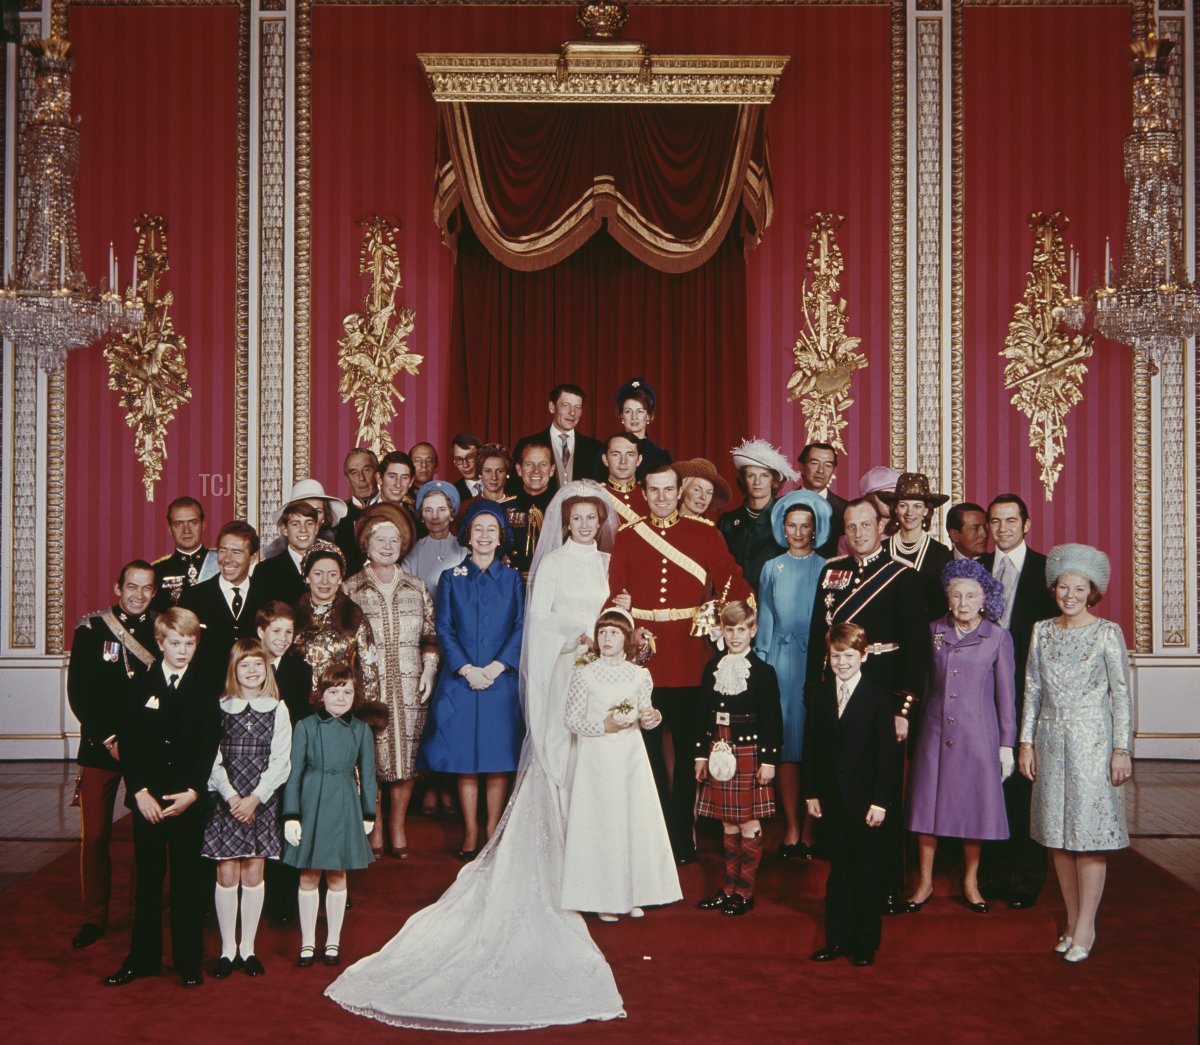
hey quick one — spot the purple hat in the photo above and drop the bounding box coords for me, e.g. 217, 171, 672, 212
941, 557, 1006, 622
859, 466, 900, 498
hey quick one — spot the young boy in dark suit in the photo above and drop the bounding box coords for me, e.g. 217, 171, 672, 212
105, 607, 221, 989
804, 622, 899, 966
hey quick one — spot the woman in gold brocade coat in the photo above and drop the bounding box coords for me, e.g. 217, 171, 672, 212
343, 504, 438, 859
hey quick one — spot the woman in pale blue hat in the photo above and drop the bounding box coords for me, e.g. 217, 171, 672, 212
402, 480, 467, 600
1018, 543, 1132, 964
755, 489, 832, 859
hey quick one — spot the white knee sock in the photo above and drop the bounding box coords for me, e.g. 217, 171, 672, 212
298, 887, 320, 950
238, 881, 265, 959
325, 888, 348, 949
214, 883, 240, 960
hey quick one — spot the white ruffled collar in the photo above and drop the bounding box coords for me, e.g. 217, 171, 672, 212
714, 652, 751, 695
220, 695, 280, 713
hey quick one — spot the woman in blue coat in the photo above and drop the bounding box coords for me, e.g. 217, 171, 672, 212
905, 558, 1016, 914
755, 490, 832, 859
420, 499, 526, 859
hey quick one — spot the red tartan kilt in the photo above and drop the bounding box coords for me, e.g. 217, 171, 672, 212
696, 731, 775, 824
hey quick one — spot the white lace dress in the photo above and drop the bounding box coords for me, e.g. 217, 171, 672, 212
325, 536, 624, 1032
561, 659, 682, 915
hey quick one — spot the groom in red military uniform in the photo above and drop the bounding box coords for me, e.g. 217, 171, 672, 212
608, 464, 750, 864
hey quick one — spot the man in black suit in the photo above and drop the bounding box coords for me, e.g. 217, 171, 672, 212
179, 520, 262, 686
514, 383, 605, 494
334, 448, 379, 566
797, 443, 848, 558
66, 559, 158, 949
947, 501, 989, 560
449, 431, 484, 503
806, 498, 928, 914
151, 496, 210, 612
253, 500, 319, 606
105, 608, 220, 989
805, 623, 899, 966
979, 493, 1057, 908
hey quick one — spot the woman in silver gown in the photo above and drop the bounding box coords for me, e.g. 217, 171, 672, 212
325, 480, 624, 1031
1018, 544, 1132, 964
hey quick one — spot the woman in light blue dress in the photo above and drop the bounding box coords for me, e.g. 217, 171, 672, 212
1018, 544, 1132, 964
755, 490, 832, 858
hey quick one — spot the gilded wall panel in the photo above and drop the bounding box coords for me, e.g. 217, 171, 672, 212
889, 0, 907, 469
294, 0, 312, 479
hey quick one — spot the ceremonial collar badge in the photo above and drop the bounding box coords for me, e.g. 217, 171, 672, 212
824, 569, 853, 590
649, 510, 679, 531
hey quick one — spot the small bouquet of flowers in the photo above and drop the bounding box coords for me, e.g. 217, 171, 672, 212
609, 699, 638, 727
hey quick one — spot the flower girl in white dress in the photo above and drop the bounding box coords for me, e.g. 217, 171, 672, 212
561, 608, 682, 921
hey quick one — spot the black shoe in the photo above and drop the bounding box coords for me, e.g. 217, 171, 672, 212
456, 849, 479, 863
903, 891, 934, 913
851, 952, 875, 967
720, 894, 754, 917
1007, 893, 1037, 910
881, 892, 905, 916
674, 850, 698, 867
103, 964, 142, 987
323, 945, 341, 967
297, 946, 316, 968
345, 894, 353, 911
242, 955, 265, 977
72, 922, 105, 949
180, 971, 204, 988
779, 841, 814, 860
696, 890, 731, 911
211, 956, 236, 979
961, 897, 990, 914
810, 944, 844, 962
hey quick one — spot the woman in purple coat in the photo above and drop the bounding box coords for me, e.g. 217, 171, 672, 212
905, 558, 1016, 914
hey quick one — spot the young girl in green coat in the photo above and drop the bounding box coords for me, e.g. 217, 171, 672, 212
282, 658, 377, 967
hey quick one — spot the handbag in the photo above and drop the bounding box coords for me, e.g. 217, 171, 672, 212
708, 739, 737, 782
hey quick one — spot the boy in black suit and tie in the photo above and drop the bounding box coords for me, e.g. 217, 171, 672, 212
805, 623, 898, 967
105, 608, 221, 989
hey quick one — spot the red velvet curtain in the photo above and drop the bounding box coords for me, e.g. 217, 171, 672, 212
437, 101, 768, 456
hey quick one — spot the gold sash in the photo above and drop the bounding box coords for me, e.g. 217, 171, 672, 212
630, 520, 709, 588
99, 608, 157, 668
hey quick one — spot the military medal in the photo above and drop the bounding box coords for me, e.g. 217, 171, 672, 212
825, 569, 852, 590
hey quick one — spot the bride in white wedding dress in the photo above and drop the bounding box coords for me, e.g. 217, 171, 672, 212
326, 480, 625, 1032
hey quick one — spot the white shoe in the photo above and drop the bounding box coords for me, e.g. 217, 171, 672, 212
1063, 943, 1090, 963
630, 907, 644, 919
598, 913, 619, 923
1053, 934, 1073, 954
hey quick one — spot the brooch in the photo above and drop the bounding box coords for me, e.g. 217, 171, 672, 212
932, 632, 945, 650
824, 569, 852, 590
452, 565, 469, 577
776, 562, 786, 573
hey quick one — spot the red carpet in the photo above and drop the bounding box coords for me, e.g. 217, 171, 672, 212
2, 814, 1197, 1043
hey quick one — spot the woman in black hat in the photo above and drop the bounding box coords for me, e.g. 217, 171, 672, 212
881, 472, 953, 619
616, 377, 671, 480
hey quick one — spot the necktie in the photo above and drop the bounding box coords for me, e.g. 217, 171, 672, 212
231, 586, 243, 619
995, 556, 1017, 629
837, 682, 850, 718
560, 433, 571, 477
167, 673, 179, 692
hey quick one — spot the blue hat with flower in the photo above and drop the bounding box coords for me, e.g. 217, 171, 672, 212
457, 499, 515, 553
415, 479, 461, 515
770, 489, 833, 551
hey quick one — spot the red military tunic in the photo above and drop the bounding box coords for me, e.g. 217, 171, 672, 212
603, 478, 648, 527
607, 511, 751, 688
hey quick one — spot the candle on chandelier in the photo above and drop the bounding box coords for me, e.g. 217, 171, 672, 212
59, 240, 65, 288
1074, 254, 1080, 297
109, 242, 115, 290
1105, 237, 1111, 286
132, 255, 137, 298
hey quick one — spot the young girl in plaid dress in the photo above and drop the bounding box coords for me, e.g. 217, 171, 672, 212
201, 639, 292, 977
694, 600, 784, 916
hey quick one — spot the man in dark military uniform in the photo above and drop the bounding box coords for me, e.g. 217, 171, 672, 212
151, 496, 210, 612
806, 497, 929, 915
506, 438, 556, 577
67, 559, 159, 949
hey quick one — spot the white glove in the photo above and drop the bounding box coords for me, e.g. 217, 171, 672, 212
461, 666, 490, 691
284, 820, 302, 847
363, 820, 374, 835
999, 746, 1015, 781
418, 666, 437, 703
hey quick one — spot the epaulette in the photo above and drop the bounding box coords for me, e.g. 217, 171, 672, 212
151, 552, 174, 566
688, 515, 715, 527
618, 516, 646, 532
75, 607, 108, 630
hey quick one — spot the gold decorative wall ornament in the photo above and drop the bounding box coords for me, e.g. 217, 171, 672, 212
1001, 211, 1093, 502
786, 212, 867, 453
103, 215, 192, 502
337, 216, 421, 456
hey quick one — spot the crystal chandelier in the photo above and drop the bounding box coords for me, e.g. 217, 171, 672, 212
1090, 20, 1200, 374
0, 37, 142, 371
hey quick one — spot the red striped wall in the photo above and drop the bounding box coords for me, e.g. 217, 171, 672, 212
963, 5, 1133, 636
65, 6, 240, 630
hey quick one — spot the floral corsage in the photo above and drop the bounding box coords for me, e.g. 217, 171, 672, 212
609, 700, 638, 727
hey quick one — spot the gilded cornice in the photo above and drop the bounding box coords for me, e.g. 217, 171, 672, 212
420, 51, 787, 104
